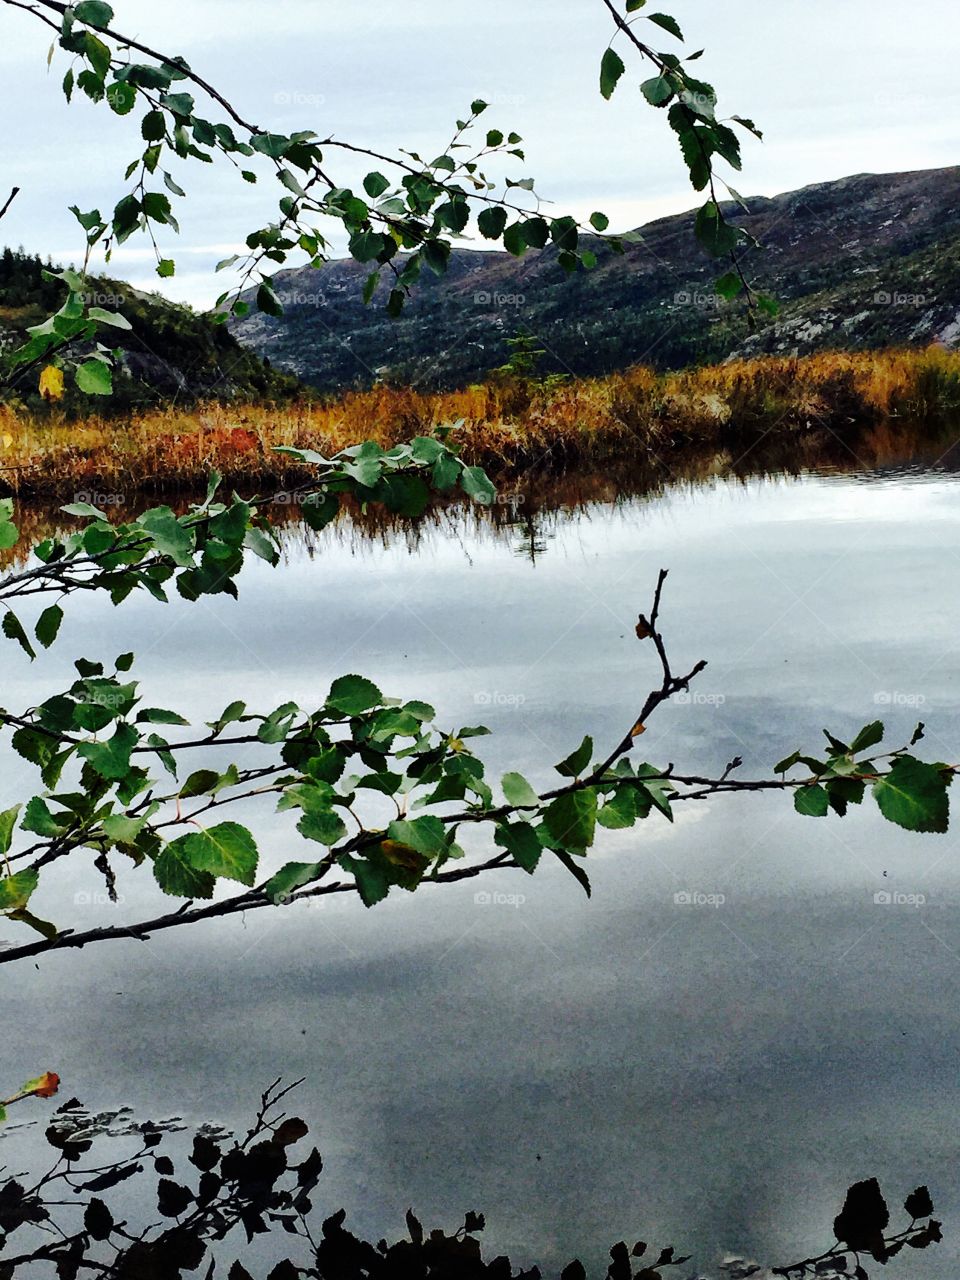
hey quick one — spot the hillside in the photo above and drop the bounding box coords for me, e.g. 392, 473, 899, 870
228, 165, 960, 392
0, 248, 299, 411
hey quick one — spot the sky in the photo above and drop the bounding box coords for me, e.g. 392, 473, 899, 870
1, 0, 957, 308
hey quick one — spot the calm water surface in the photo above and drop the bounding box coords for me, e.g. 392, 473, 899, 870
3, 461, 960, 1276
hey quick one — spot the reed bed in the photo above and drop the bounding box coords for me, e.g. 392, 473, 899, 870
2, 347, 959, 497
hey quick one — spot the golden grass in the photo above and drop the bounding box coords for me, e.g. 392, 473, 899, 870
3, 347, 959, 497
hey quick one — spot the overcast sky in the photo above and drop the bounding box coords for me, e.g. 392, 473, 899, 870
1, 0, 956, 307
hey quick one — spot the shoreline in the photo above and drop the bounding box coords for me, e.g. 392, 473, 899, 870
1, 348, 958, 499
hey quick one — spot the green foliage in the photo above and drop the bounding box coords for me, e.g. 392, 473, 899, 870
1, 0, 766, 405
0, 496, 952, 955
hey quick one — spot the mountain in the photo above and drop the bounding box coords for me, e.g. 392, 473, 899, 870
228, 165, 960, 393
0, 248, 299, 410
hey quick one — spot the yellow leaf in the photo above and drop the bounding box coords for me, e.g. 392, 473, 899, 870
1, 434, 11, 448
39, 366, 64, 401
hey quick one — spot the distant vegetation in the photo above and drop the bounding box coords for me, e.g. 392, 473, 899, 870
1, 347, 958, 498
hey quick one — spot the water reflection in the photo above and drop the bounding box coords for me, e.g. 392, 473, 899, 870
7, 418, 960, 571
3, 424, 960, 1277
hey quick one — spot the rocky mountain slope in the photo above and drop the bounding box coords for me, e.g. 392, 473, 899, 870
228, 165, 960, 392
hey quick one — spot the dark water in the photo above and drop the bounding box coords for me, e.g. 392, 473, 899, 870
3, 460, 960, 1276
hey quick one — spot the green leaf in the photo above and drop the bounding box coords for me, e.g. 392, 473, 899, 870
77, 722, 138, 780
477, 207, 508, 240
597, 786, 638, 829
0, 806, 20, 856
106, 79, 136, 114
75, 359, 113, 395
326, 674, 382, 716
0, 868, 37, 912
647, 11, 683, 39
873, 756, 950, 834
850, 721, 885, 754
553, 848, 592, 897
74, 1, 114, 26
556, 736, 593, 779
297, 808, 348, 847
494, 821, 542, 873
35, 605, 63, 649
714, 270, 743, 301
695, 200, 740, 257
731, 115, 763, 140
0, 506, 17, 551
502, 772, 539, 807
137, 707, 190, 727
154, 842, 216, 899
179, 769, 221, 799
386, 816, 447, 859
101, 814, 146, 845
263, 861, 325, 904
178, 822, 259, 885
544, 789, 598, 852
589, 211, 609, 232
641, 75, 675, 106
421, 239, 451, 277
3, 611, 36, 660
256, 281, 284, 317
794, 784, 830, 817
460, 466, 495, 505
338, 853, 390, 907
363, 171, 390, 198
21, 796, 64, 838
138, 507, 195, 566
600, 47, 626, 100
9, 908, 58, 940
142, 109, 166, 141
157, 258, 176, 278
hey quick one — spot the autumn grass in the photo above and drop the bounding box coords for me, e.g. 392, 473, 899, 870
3, 347, 960, 497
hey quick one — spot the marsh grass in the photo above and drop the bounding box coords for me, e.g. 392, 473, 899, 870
3, 347, 960, 497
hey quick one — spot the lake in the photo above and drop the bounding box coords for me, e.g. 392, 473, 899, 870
3, 444, 960, 1277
